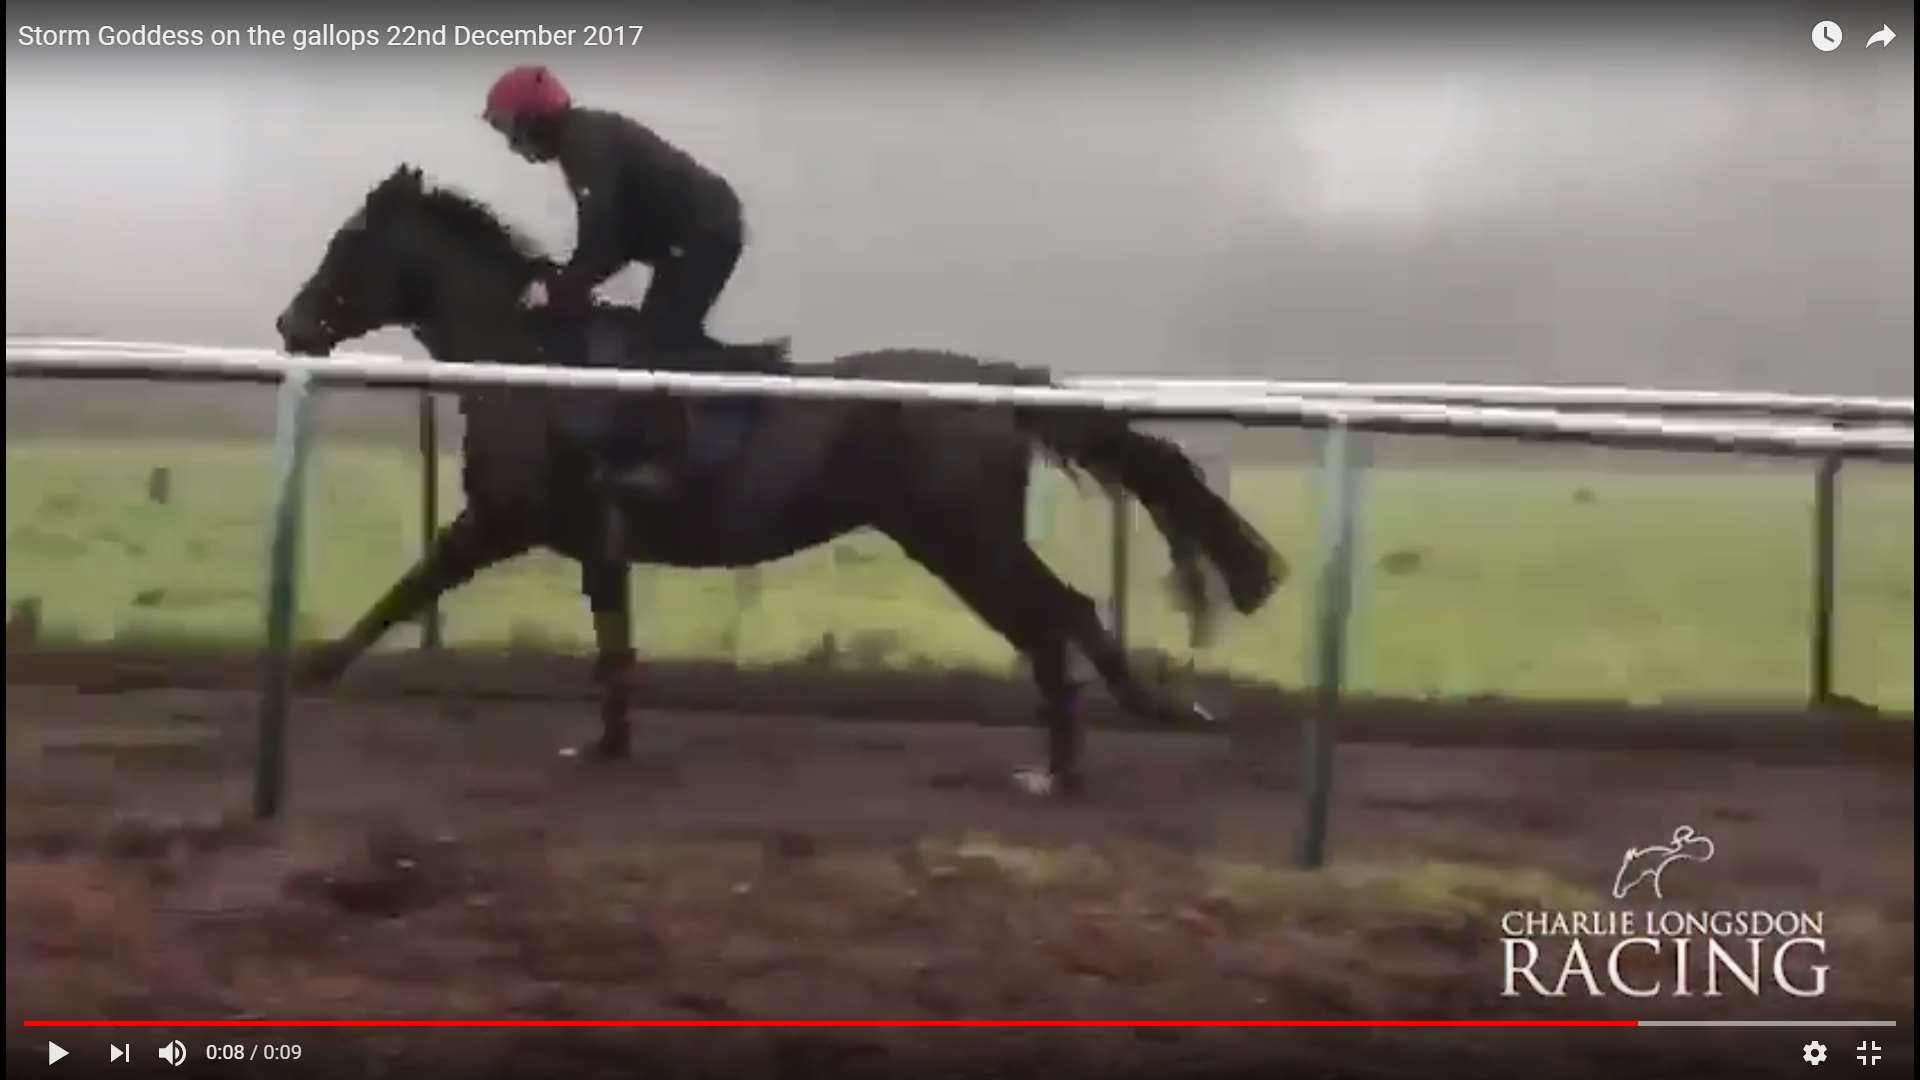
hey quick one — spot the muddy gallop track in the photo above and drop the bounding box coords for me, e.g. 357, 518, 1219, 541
5, 652, 1914, 1079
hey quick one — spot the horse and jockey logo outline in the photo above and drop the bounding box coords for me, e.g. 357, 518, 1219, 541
1612, 825, 1716, 901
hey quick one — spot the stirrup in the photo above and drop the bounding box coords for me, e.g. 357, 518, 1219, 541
605, 461, 681, 496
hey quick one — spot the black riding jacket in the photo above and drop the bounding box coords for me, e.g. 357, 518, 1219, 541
533, 107, 743, 302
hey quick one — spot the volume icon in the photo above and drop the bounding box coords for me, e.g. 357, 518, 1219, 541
157, 1040, 187, 1067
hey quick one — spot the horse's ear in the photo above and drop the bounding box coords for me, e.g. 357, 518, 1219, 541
367, 164, 424, 214
377, 164, 424, 196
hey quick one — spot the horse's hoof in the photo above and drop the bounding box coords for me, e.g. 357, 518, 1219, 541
1012, 767, 1083, 799
559, 740, 630, 762
294, 647, 348, 689
1150, 700, 1219, 729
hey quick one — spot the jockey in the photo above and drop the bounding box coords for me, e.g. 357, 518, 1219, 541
483, 64, 760, 494
482, 64, 745, 347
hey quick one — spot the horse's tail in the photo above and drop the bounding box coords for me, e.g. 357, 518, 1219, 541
881, 353, 1286, 634
804, 348, 1283, 640
1023, 413, 1286, 642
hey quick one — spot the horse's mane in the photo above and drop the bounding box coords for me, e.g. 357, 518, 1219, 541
420, 187, 552, 270
374, 167, 552, 272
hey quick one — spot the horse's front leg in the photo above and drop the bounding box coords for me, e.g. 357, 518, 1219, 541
300, 509, 530, 686
571, 494, 635, 760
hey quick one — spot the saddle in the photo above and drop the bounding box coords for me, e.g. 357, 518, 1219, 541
526, 307, 790, 493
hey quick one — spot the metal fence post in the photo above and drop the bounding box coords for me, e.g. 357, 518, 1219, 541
1025, 460, 1049, 546
417, 391, 443, 650
1108, 485, 1132, 648
1298, 421, 1366, 869
1811, 455, 1841, 706
254, 369, 317, 821
728, 567, 762, 661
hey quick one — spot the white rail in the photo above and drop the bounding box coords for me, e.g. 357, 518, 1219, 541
1068, 376, 1915, 422
7, 341, 1913, 461
14, 336, 1914, 422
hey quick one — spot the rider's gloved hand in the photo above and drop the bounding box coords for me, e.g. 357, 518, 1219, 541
520, 279, 551, 309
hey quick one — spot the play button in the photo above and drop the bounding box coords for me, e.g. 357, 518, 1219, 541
48, 1042, 68, 1064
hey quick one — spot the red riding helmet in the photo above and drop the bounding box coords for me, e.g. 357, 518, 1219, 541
484, 65, 572, 130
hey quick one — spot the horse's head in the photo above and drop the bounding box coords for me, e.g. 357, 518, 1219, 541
275, 164, 547, 356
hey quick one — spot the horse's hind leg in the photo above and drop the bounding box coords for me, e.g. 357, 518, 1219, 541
1023, 631, 1085, 798
1000, 546, 1211, 749
1064, 602, 1216, 728
300, 509, 530, 686
571, 495, 634, 760
883, 526, 1090, 796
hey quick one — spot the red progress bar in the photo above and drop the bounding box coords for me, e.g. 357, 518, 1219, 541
24, 1020, 1640, 1029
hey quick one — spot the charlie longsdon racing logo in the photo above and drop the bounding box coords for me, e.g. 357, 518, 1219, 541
1500, 825, 1828, 999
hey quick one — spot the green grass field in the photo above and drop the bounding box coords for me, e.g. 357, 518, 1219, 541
6, 437, 1914, 710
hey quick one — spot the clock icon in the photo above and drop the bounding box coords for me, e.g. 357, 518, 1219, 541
1812, 21, 1843, 51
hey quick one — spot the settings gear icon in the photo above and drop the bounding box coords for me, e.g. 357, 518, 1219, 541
1803, 1040, 1828, 1065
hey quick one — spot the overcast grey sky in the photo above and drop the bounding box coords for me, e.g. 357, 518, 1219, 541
6, 6, 1913, 391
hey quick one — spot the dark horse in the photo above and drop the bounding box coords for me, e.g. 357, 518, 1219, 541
273, 164, 1284, 796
